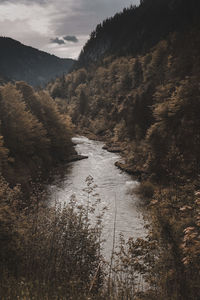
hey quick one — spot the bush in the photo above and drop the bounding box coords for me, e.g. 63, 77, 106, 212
135, 181, 155, 200
0, 180, 105, 299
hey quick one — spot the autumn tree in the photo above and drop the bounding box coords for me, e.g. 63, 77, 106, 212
0, 84, 49, 159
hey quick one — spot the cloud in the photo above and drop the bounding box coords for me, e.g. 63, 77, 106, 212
50, 37, 65, 45
63, 35, 79, 43
50, 35, 79, 45
0, 0, 140, 58
0, 17, 50, 50
52, 0, 140, 37
0, 0, 48, 4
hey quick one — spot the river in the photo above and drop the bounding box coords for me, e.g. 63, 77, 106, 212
49, 136, 145, 257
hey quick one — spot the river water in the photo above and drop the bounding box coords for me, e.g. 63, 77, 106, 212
49, 136, 145, 257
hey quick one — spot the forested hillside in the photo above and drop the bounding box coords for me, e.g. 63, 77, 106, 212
1, 0, 200, 299
0, 82, 74, 191
0, 79, 102, 298
49, 0, 200, 298
0, 37, 75, 86
77, 0, 200, 67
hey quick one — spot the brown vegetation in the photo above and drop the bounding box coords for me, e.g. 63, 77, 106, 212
48, 18, 200, 300
1, 0, 200, 298
0, 82, 73, 190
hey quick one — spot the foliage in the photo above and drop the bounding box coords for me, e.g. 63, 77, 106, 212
0, 133, 9, 172
46, 1, 200, 298
50, 25, 200, 186
77, 0, 200, 67
0, 82, 73, 189
134, 181, 155, 202
0, 177, 104, 299
1, 0, 200, 298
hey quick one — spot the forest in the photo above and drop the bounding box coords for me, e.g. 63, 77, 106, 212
1, 0, 200, 299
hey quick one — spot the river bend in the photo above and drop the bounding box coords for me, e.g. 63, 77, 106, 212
49, 136, 145, 256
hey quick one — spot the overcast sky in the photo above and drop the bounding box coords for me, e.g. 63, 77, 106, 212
0, 0, 140, 59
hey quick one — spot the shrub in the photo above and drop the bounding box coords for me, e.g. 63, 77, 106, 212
0, 181, 105, 299
135, 181, 155, 201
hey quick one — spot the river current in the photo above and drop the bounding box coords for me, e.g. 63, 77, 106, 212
49, 136, 145, 256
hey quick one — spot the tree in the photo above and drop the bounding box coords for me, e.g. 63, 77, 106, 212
132, 57, 143, 88
0, 130, 9, 173
0, 84, 49, 158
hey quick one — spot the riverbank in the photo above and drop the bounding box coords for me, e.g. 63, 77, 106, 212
66, 154, 88, 163
49, 136, 146, 257
74, 128, 147, 182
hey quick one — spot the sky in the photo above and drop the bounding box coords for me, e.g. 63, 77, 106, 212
0, 0, 140, 59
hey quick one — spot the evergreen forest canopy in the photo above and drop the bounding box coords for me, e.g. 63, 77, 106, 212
1, 0, 200, 299
78, 0, 200, 67
0, 37, 75, 87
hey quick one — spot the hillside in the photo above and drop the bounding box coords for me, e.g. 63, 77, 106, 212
0, 81, 75, 192
51, 0, 200, 183
49, 0, 200, 298
77, 0, 200, 67
1, 0, 200, 298
0, 37, 75, 86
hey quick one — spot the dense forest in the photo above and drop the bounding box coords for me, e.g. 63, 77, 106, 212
77, 0, 200, 66
0, 37, 75, 86
1, 0, 200, 299
49, 0, 200, 298
0, 82, 75, 189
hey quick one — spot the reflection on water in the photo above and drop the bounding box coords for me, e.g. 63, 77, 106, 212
49, 136, 145, 257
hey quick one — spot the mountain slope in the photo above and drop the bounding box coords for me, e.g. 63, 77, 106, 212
0, 37, 75, 86
49, 1, 200, 298
78, 0, 200, 67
